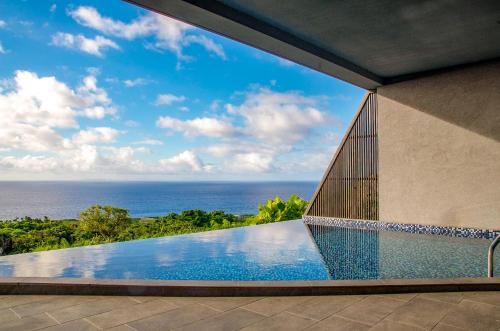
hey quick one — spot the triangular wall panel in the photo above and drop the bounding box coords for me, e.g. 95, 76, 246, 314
306, 93, 378, 220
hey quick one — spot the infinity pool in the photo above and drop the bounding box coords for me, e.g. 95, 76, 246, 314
0, 220, 497, 280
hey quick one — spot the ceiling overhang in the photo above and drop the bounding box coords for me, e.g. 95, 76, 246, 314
125, 0, 500, 90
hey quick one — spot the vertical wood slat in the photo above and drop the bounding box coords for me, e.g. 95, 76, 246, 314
306, 93, 378, 220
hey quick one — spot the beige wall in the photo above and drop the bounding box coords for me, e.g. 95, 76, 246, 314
377, 61, 500, 230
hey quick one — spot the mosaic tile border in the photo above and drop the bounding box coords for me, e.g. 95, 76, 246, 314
302, 216, 500, 239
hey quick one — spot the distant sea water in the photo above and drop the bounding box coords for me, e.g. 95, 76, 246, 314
0, 181, 317, 220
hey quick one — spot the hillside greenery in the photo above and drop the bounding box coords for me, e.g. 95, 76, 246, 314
0, 195, 308, 255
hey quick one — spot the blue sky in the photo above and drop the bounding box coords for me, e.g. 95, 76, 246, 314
0, 0, 365, 181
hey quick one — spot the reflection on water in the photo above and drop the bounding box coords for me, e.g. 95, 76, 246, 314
308, 224, 499, 280
308, 225, 379, 280
0, 220, 330, 281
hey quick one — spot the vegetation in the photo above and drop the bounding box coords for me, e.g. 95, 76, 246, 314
0, 195, 307, 255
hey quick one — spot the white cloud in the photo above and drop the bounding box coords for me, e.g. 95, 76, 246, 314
133, 139, 163, 146
155, 94, 186, 106
124, 78, 150, 87
50, 4, 57, 13
0, 20, 6, 28
157, 116, 237, 138
0, 42, 6, 54
183, 35, 226, 60
157, 88, 330, 145
72, 127, 119, 144
227, 152, 274, 173
51, 32, 120, 57
179, 106, 189, 112
158, 151, 209, 173
0, 70, 116, 152
0, 155, 59, 172
68, 6, 225, 60
227, 88, 329, 144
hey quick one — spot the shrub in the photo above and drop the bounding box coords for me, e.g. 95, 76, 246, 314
255, 195, 308, 223
77, 205, 131, 240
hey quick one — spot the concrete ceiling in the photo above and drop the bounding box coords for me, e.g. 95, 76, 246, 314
126, 0, 500, 89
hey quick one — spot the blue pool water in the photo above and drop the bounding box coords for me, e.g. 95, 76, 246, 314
0, 220, 330, 280
0, 221, 497, 280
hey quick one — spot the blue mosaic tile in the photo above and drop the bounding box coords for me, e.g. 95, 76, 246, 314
303, 216, 500, 239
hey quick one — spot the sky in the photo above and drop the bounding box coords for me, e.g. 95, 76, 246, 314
0, 0, 365, 181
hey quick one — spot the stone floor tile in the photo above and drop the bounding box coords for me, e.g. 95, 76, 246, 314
239, 311, 315, 331
417, 292, 464, 304
335, 296, 406, 325
369, 319, 425, 331
86, 299, 178, 329
305, 315, 370, 331
39, 318, 99, 331
385, 297, 455, 329
439, 299, 500, 331
240, 296, 312, 317
0, 312, 57, 331
49, 297, 139, 324
194, 297, 262, 312
285, 295, 365, 320
173, 308, 265, 331
0, 295, 57, 309
128, 303, 219, 331
12, 296, 98, 318
462, 291, 500, 306
0, 308, 20, 322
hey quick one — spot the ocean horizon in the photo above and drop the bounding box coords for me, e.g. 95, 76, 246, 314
0, 181, 317, 220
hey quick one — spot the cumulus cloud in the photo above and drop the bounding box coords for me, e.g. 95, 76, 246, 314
228, 88, 329, 144
51, 32, 119, 57
72, 127, 119, 144
157, 116, 238, 138
155, 94, 186, 106
0, 70, 116, 152
226, 152, 274, 173
0, 42, 6, 54
68, 6, 225, 60
158, 151, 209, 173
157, 88, 331, 145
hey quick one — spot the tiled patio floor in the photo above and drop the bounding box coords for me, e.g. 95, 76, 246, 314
0, 292, 498, 331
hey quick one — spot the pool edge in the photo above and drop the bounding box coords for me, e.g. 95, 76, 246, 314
1, 277, 499, 296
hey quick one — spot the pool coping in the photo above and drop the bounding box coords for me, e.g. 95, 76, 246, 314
0, 277, 499, 296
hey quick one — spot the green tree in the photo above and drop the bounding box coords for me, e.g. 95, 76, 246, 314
77, 205, 131, 240
255, 195, 308, 223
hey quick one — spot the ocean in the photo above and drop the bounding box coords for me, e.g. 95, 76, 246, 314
0, 181, 317, 220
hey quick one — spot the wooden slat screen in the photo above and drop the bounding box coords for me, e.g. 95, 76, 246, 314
306, 93, 378, 220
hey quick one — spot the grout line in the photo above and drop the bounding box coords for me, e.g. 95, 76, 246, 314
431, 321, 468, 330
236, 305, 269, 317
282, 310, 319, 321
9, 307, 22, 319
83, 317, 104, 330
197, 302, 225, 312
44, 311, 61, 325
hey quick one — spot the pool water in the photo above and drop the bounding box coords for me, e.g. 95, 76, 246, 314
0, 220, 497, 280
0, 220, 330, 280
308, 224, 499, 280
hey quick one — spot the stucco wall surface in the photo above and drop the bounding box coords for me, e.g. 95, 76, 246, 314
377, 61, 500, 230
